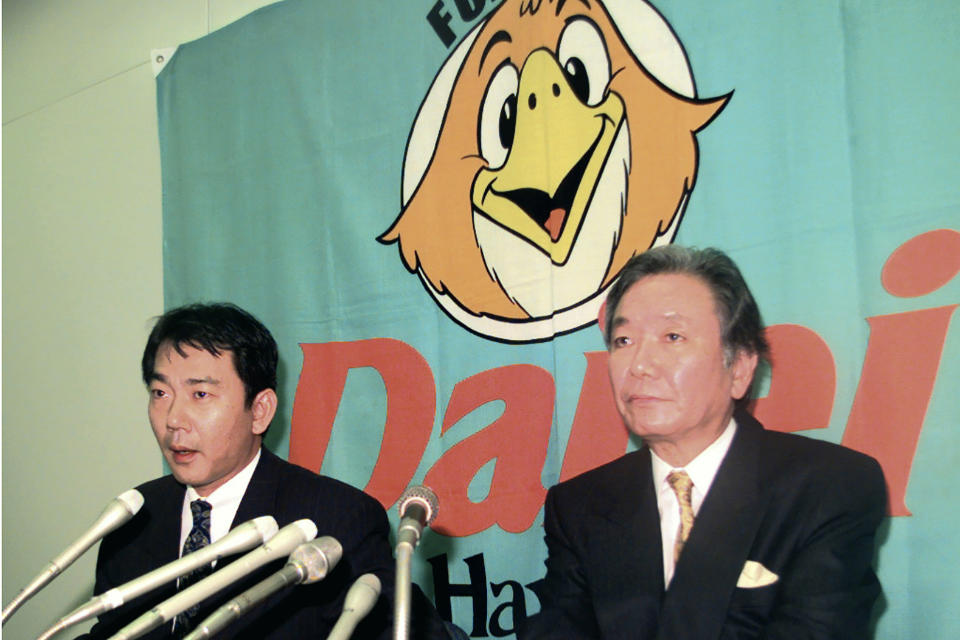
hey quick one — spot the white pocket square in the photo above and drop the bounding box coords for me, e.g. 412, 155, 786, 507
736, 560, 779, 588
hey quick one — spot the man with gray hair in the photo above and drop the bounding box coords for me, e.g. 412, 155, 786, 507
520, 245, 886, 639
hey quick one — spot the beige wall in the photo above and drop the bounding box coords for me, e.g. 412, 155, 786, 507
2, 2, 276, 636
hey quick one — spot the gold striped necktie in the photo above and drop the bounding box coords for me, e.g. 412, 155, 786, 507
667, 470, 695, 563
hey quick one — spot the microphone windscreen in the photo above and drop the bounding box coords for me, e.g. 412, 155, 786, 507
345, 573, 381, 613
397, 486, 439, 525
291, 536, 343, 584
250, 516, 280, 543
117, 489, 146, 515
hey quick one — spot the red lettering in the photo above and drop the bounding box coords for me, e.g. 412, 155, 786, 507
841, 306, 957, 516
559, 351, 629, 481
289, 339, 435, 508
880, 228, 960, 297
425, 365, 553, 536
752, 324, 835, 432
841, 229, 960, 516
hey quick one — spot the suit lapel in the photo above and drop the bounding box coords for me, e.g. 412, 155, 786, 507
657, 414, 768, 640
156, 476, 188, 565
590, 449, 665, 636
231, 448, 283, 529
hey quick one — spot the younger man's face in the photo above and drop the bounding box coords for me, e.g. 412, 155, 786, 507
147, 342, 274, 496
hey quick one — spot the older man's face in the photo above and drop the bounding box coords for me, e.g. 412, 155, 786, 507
607, 273, 756, 451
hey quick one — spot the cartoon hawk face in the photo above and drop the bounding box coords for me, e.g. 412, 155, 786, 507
380, 0, 728, 342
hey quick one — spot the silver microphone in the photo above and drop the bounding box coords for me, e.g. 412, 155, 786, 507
396, 485, 439, 551
106, 519, 317, 640
36, 516, 278, 640
394, 486, 439, 640
183, 536, 342, 640
1, 489, 144, 625
326, 574, 382, 640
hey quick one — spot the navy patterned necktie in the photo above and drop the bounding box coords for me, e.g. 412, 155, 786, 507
174, 499, 213, 634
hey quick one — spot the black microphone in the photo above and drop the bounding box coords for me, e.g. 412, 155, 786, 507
183, 536, 343, 640
1, 489, 145, 625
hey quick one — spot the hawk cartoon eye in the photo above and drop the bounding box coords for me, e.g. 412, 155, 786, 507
557, 17, 611, 107
478, 62, 519, 170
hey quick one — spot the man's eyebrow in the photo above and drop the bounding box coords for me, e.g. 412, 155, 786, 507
148, 372, 167, 384
610, 311, 689, 329
479, 29, 512, 75
186, 377, 220, 386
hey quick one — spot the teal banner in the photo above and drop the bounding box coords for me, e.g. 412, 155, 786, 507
157, 1, 959, 636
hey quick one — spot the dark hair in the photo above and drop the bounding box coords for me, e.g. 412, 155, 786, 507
604, 245, 769, 399
141, 302, 278, 407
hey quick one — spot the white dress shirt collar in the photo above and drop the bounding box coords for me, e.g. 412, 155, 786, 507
651, 417, 737, 586
651, 417, 737, 498
180, 448, 261, 550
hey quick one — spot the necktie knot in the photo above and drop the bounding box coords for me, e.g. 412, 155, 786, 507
666, 470, 695, 563
189, 499, 212, 534
667, 470, 693, 501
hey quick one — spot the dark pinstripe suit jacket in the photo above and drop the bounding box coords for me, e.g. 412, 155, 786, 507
81, 448, 445, 639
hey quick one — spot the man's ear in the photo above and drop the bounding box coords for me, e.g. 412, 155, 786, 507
730, 350, 759, 400
250, 388, 278, 435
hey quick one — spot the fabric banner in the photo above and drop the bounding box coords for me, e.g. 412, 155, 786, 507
157, 1, 959, 636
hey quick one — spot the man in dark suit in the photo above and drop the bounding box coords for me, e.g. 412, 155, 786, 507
520, 246, 886, 639
83, 303, 447, 639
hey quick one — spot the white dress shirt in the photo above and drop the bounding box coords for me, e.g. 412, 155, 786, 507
651, 418, 737, 586
179, 448, 261, 552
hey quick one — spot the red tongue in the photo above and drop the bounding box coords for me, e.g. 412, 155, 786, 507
545, 208, 566, 241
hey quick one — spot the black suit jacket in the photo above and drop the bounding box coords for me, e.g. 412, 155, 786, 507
519, 410, 886, 639
81, 448, 446, 639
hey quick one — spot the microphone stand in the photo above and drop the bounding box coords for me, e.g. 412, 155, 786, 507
2, 489, 143, 625
392, 541, 415, 640
392, 486, 437, 640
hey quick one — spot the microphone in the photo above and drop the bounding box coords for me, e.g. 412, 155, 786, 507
1, 489, 144, 625
106, 519, 318, 640
396, 485, 439, 551
326, 574, 382, 640
183, 536, 343, 640
35, 516, 278, 640
393, 486, 438, 640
